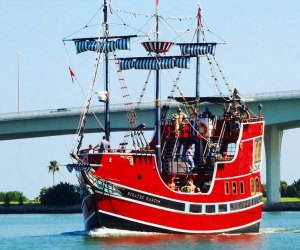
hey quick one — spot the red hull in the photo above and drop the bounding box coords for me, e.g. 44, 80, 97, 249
78, 120, 264, 234
82, 193, 262, 233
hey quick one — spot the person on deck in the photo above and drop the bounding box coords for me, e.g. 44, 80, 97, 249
172, 113, 180, 134
167, 179, 176, 191
201, 107, 213, 119
98, 135, 110, 153
224, 105, 233, 120
88, 144, 94, 153
177, 108, 187, 123
186, 145, 195, 174
181, 178, 200, 193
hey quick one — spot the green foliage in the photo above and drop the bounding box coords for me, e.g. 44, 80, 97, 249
0, 192, 5, 202
286, 185, 298, 197
18, 192, 26, 206
262, 184, 266, 197
293, 179, 300, 191
39, 182, 81, 206
280, 181, 288, 197
4, 193, 11, 206
48, 160, 60, 186
264, 179, 300, 198
0, 191, 28, 206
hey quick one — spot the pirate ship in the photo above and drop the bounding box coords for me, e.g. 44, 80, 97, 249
64, 0, 264, 233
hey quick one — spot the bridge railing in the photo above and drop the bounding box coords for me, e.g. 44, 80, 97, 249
244, 90, 300, 102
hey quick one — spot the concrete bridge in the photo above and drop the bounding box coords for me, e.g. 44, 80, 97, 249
1, 90, 300, 202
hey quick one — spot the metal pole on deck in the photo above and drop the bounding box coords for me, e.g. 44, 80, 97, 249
103, 0, 110, 140
196, 6, 201, 98
155, 1, 161, 169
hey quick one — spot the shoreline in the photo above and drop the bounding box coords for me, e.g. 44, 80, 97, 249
263, 202, 300, 212
0, 202, 300, 214
0, 204, 81, 214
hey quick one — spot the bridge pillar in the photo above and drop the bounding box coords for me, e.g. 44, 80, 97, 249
264, 125, 283, 203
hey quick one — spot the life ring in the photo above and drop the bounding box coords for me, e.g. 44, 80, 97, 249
199, 122, 208, 135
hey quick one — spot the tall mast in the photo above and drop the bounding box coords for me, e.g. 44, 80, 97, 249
155, 1, 161, 169
196, 5, 201, 98
104, 0, 110, 140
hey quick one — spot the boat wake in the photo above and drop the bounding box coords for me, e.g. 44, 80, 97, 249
260, 227, 300, 234
88, 227, 163, 237
61, 230, 88, 236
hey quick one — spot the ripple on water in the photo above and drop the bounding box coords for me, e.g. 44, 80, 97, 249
260, 227, 300, 234
88, 227, 163, 237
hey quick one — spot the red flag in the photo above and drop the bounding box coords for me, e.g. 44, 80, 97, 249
197, 6, 202, 28
156, 0, 159, 7
69, 67, 76, 83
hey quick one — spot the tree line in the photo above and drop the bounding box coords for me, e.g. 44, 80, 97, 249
0, 191, 27, 206
262, 179, 300, 198
0, 182, 80, 206
1, 161, 79, 206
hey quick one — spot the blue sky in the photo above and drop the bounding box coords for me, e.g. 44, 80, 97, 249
0, 0, 300, 199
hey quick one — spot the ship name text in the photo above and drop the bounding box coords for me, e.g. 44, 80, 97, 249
127, 191, 161, 205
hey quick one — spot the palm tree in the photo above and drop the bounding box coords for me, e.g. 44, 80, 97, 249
48, 160, 59, 186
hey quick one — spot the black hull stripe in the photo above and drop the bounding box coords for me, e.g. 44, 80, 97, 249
91, 183, 262, 215
84, 208, 261, 234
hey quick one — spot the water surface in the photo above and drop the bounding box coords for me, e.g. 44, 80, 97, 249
0, 212, 299, 249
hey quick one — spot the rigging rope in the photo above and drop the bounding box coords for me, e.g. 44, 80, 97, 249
63, 41, 106, 156
211, 56, 233, 94
112, 8, 196, 21
74, 52, 103, 155
161, 70, 183, 120
112, 52, 148, 148
63, 5, 104, 41
206, 54, 223, 96
110, 7, 155, 37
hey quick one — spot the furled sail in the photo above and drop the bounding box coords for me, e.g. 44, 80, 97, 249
178, 43, 216, 56
74, 37, 131, 54
119, 57, 190, 70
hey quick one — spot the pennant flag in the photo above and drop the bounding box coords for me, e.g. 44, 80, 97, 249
69, 67, 76, 83
156, 0, 159, 7
74, 165, 82, 172
85, 165, 92, 173
197, 6, 202, 28
66, 165, 73, 173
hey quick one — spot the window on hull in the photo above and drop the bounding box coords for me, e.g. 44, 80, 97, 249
250, 178, 255, 195
232, 181, 237, 194
225, 182, 230, 195
224, 181, 246, 195
240, 181, 245, 194
255, 177, 260, 193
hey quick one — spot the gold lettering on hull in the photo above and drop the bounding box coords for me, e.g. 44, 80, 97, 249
120, 156, 134, 166
127, 191, 161, 205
